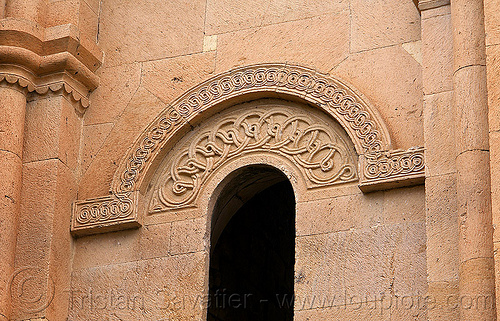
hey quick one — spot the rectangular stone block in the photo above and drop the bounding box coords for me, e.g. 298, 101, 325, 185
72, 228, 142, 270
85, 63, 142, 126
23, 96, 82, 172
69, 253, 207, 320
484, 0, 500, 46
97, 0, 205, 67
425, 174, 459, 282
453, 66, 490, 152
333, 45, 424, 149
487, 44, 500, 132
141, 51, 216, 105
422, 10, 453, 94
490, 131, 500, 241
205, 0, 347, 35
215, 11, 349, 73
350, 0, 421, 53
170, 218, 207, 256
78, 0, 98, 42
0, 87, 26, 157
45, 0, 79, 27
426, 281, 459, 320
295, 232, 347, 309
423, 91, 456, 177
12, 159, 77, 321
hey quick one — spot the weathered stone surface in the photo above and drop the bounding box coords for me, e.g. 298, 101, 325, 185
489, 131, 500, 241
425, 174, 459, 283
141, 52, 216, 104
24, 96, 82, 172
485, 0, 500, 46
79, 87, 170, 199
423, 91, 456, 177
422, 8, 453, 95
97, 0, 205, 67
85, 63, 142, 126
69, 253, 207, 320
45, 0, 79, 27
350, 0, 421, 53
13, 159, 76, 321
79, 122, 114, 177
334, 45, 423, 149
205, 0, 347, 35
453, 66, 490, 152
296, 186, 424, 236
215, 12, 349, 73
73, 229, 142, 270
0, 87, 26, 157
487, 44, 500, 132
170, 218, 207, 256
78, 0, 98, 42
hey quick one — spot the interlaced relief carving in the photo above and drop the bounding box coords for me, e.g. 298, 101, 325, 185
75, 193, 133, 225
148, 105, 358, 212
71, 193, 140, 235
363, 148, 424, 180
114, 64, 391, 195
358, 147, 425, 192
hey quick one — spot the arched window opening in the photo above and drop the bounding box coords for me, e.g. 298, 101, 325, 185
208, 166, 295, 321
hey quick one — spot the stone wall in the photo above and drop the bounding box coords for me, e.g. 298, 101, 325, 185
1, 0, 499, 320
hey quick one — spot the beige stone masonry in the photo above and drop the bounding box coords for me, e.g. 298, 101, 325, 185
70, 64, 426, 236
358, 147, 425, 192
418, 0, 450, 11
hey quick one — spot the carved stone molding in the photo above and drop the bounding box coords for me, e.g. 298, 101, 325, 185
112, 63, 392, 196
359, 147, 425, 192
0, 70, 90, 112
0, 22, 102, 111
148, 104, 358, 213
72, 63, 398, 235
71, 192, 140, 236
418, 0, 450, 11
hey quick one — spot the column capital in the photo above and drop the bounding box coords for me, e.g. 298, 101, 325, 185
0, 20, 102, 112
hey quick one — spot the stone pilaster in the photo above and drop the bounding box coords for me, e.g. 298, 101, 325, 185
0, 82, 27, 321
419, 1, 460, 320
451, 0, 496, 320
0, 0, 102, 319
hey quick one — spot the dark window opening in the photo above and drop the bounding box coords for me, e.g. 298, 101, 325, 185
208, 169, 295, 321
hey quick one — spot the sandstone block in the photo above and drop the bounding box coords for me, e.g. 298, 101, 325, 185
422, 10, 453, 94
215, 11, 349, 73
423, 91, 456, 177
425, 174, 459, 282
97, 0, 205, 67
334, 45, 423, 149
85, 63, 142, 126
205, 0, 347, 35
142, 52, 216, 105
487, 45, 500, 131
350, 0, 421, 53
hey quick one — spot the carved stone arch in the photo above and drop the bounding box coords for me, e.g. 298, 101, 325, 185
146, 99, 358, 213
71, 63, 426, 236
111, 63, 392, 196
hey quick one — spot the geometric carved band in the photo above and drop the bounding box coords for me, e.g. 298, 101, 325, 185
114, 63, 391, 195
70, 192, 140, 236
359, 147, 425, 192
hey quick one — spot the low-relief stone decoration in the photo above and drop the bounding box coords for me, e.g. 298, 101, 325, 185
359, 147, 425, 192
71, 192, 140, 236
149, 106, 358, 212
114, 64, 392, 196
